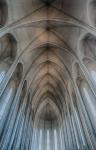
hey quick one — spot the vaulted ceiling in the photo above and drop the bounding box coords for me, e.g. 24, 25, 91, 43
1, 0, 96, 149
0, 0, 96, 122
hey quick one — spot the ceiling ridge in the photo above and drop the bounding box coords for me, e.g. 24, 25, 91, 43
41, 0, 55, 6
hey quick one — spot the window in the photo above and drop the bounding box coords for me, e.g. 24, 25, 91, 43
39, 129, 42, 150
0, 71, 6, 84
91, 70, 96, 85
54, 129, 58, 150
47, 129, 50, 150
80, 80, 96, 131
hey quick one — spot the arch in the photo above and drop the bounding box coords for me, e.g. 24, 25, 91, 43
13, 62, 23, 82
0, 34, 17, 85
79, 33, 96, 60
34, 99, 61, 125
0, 33, 17, 60
18, 80, 27, 107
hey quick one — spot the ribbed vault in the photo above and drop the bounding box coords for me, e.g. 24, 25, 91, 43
0, 0, 96, 150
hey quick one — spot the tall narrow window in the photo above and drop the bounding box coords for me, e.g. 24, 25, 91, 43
47, 129, 50, 150
91, 70, 96, 84
79, 79, 96, 132
0, 61, 10, 84
60, 128, 63, 150
54, 129, 58, 150
39, 129, 42, 150
0, 79, 17, 120
84, 61, 96, 86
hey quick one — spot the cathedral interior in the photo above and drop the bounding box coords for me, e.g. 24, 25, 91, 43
0, 0, 96, 149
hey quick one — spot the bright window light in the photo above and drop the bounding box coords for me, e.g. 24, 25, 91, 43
47, 129, 50, 150
39, 129, 42, 150
54, 129, 58, 150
